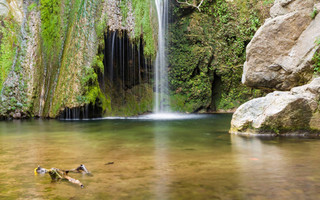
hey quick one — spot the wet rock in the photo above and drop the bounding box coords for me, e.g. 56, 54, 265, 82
230, 78, 320, 135
13, 112, 21, 119
242, 0, 320, 91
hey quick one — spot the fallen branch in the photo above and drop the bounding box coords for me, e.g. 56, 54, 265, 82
64, 164, 91, 175
35, 164, 90, 188
64, 174, 84, 188
49, 168, 84, 188
176, 0, 204, 11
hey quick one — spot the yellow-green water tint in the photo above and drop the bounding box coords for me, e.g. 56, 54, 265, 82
0, 114, 320, 199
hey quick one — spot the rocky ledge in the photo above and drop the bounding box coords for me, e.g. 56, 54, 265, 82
230, 78, 320, 135
231, 0, 320, 135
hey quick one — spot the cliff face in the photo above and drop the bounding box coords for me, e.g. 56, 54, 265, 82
231, 0, 320, 135
0, 0, 156, 119
168, 0, 272, 113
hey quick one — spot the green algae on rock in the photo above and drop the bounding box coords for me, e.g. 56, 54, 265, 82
0, 0, 157, 119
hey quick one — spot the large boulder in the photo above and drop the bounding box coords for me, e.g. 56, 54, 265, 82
230, 78, 320, 135
242, 0, 320, 91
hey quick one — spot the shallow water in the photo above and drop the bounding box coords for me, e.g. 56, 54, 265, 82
0, 114, 320, 200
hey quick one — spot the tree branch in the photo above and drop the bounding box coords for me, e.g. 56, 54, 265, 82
176, 0, 204, 11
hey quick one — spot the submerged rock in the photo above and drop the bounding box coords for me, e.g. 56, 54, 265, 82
242, 0, 320, 91
230, 78, 320, 135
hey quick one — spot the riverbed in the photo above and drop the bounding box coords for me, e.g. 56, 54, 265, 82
0, 114, 320, 199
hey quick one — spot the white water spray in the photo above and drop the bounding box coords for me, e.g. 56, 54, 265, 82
154, 0, 169, 113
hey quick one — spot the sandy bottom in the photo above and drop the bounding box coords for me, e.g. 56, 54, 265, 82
0, 114, 320, 199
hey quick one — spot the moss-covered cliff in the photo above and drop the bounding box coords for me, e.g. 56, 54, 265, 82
0, 0, 156, 119
168, 0, 273, 113
0, 0, 275, 119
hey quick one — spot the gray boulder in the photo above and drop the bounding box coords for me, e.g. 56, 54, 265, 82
242, 0, 320, 91
0, 0, 9, 17
230, 78, 320, 135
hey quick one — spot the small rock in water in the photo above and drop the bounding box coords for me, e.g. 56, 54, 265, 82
13, 112, 21, 119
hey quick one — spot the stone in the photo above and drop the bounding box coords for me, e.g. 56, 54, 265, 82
13, 112, 21, 119
0, 0, 9, 17
271, 0, 315, 18
242, 0, 320, 91
230, 78, 320, 135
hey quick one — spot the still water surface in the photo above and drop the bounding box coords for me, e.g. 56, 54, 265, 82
0, 114, 320, 199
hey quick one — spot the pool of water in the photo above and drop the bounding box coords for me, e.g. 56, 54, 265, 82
0, 114, 320, 199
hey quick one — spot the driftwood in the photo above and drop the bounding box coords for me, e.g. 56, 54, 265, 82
35, 164, 91, 188
64, 164, 91, 175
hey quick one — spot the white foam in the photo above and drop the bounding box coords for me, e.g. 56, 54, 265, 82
102, 113, 208, 121
60, 113, 212, 121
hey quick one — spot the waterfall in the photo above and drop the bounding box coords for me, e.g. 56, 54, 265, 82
154, 0, 170, 113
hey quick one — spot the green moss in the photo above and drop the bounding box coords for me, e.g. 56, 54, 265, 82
28, 2, 38, 12
120, 0, 129, 26
311, 8, 318, 19
0, 17, 19, 90
40, 0, 62, 61
83, 85, 110, 112
104, 84, 153, 116
92, 54, 104, 74
132, 0, 156, 57
313, 39, 320, 74
170, 94, 202, 113
169, 0, 267, 112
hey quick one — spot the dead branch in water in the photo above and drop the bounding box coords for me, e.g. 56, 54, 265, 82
35, 164, 90, 188
49, 168, 84, 188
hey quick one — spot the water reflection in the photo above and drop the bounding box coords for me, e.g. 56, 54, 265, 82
1, 115, 320, 199
153, 122, 170, 200
231, 135, 320, 199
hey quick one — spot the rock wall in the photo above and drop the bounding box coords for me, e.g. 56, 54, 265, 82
168, 0, 271, 113
0, 0, 156, 119
231, 0, 320, 135
242, 0, 320, 91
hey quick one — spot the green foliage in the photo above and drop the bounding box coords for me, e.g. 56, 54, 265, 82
28, 2, 38, 12
104, 84, 153, 116
40, 0, 62, 61
313, 53, 320, 74
311, 8, 318, 19
169, 0, 266, 112
313, 38, 320, 74
262, 0, 274, 5
95, 5, 108, 39
120, 0, 129, 26
132, 0, 156, 57
77, 66, 109, 112
0, 17, 19, 90
313, 53, 320, 73
93, 54, 104, 73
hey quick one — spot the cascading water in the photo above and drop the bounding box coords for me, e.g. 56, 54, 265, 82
154, 0, 170, 113
60, 30, 153, 120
